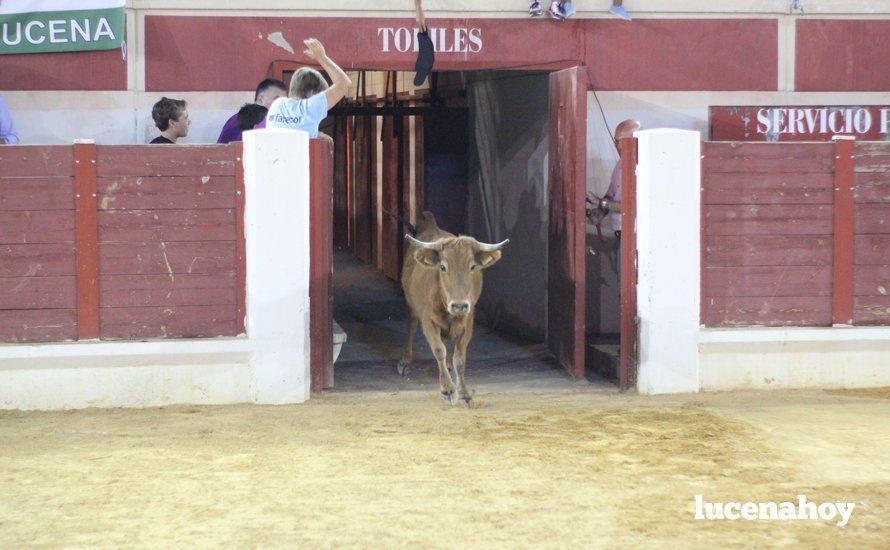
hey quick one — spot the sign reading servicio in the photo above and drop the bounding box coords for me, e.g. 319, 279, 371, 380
710, 106, 890, 142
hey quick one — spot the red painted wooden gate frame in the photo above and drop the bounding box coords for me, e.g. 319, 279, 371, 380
74, 142, 100, 339
832, 138, 855, 326
309, 139, 335, 393
618, 137, 638, 391
235, 142, 247, 334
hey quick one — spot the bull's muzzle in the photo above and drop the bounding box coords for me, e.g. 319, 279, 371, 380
449, 301, 471, 316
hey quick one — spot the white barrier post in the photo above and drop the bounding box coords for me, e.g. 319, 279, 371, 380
242, 128, 312, 404
635, 129, 701, 394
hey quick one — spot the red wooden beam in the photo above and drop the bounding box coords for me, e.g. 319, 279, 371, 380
234, 142, 247, 335
832, 138, 856, 326
700, 142, 707, 326
619, 137, 638, 391
309, 139, 334, 393
74, 141, 100, 339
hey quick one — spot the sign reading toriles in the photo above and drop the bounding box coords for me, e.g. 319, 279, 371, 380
0, 0, 125, 55
377, 27, 482, 53
710, 106, 890, 142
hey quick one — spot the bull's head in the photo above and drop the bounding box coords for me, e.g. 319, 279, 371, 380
406, 234, 509, 317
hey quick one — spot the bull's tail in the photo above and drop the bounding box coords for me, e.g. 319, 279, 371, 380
383, 209, 418, 235
415, 211, 439, 234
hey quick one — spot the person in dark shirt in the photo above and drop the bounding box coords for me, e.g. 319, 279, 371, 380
217, 78, 286, 143
236, 103, 268, 132
150, 97, 190, 144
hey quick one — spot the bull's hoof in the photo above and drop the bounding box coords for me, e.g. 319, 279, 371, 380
459, 394, 475, 408
396, 358, 412, 376
441, 389, 456, 405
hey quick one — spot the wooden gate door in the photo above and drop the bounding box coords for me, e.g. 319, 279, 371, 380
547, 66, 588, 379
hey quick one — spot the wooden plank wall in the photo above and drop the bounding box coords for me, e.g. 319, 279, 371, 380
853, 142, 890, 325
702, 142, 835, 326
95, 145, 241, 339
0, 147, 78, 342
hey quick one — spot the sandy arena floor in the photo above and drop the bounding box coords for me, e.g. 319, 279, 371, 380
1, 388, 887, 547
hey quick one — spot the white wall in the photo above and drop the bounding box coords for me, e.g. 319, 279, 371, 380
634, 129, 701, 394
699, 329, 890, 390
243, 128, 312, 404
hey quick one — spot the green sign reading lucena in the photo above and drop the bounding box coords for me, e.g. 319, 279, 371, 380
1, 2, 125, 55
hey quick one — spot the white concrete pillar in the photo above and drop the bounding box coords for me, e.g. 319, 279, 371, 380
635, 129, 701, 394
243, 128, 312, 404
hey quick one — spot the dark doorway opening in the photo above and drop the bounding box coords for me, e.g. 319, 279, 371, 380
297, 68, 613, 392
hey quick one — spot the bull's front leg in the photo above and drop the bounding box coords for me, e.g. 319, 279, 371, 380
420, 318, 455, 404
397, 314, 418, 376
452, 318, 474, 407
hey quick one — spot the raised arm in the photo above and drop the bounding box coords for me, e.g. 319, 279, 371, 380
303, 39, 352, 109
414, 0, 427, 32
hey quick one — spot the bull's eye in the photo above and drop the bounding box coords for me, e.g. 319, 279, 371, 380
439, 263, 447, 272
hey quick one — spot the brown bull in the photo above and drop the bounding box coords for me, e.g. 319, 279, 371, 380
398, 212, 509, 406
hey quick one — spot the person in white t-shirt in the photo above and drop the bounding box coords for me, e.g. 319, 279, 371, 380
265, 38, 351, 138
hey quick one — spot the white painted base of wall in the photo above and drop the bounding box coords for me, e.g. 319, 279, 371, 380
0, 339, 253, 410
699, 327, 890, 391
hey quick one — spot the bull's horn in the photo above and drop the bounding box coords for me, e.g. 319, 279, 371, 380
475, 239, 510, 252
405, 234, 440, 249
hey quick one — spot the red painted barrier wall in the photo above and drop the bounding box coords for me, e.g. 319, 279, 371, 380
0, 144, 246, 343
702, 142, 835, 327
702, 140, 890, 327
0, 147, 77, 342
0, 49, 126, 91
96, 145, 242, 339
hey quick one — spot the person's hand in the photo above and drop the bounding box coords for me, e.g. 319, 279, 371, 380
303, 38, 326, 62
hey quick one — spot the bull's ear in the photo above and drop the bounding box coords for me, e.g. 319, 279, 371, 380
476, 249, 502, 269
414, 248, 440, 268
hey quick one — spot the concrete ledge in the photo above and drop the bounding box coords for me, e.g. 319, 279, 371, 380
699, 328, 890, 391
699, 326, 890, 344
0, 338, 254, 410
0, 338, 253, 369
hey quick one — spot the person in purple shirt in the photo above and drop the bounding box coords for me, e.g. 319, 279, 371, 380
0, 96, 20, 145
217, 78, 287, 144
